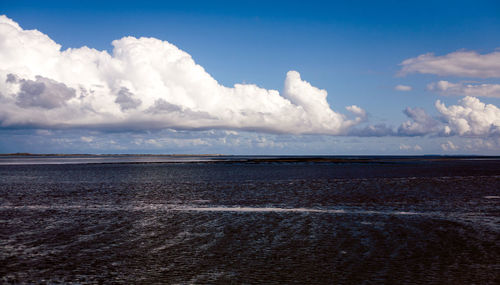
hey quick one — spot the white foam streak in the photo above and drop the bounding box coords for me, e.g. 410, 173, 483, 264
0, 204, 426, 216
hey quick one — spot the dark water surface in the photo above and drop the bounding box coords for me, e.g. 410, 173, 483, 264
0, 156, 499, 284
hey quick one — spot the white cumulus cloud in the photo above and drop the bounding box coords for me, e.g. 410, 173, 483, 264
427, 80, 500, 98
395, 96, 500, 139
0, 15, 365, 135
399, 50, 500, 78
435, 96, 500, 136
397, 48, 500, 141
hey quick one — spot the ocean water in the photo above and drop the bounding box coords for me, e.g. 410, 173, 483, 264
0, 156, 499, 284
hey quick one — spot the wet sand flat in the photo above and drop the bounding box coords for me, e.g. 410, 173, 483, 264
0, 157, 499, 283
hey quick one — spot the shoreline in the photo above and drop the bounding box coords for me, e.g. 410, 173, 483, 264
1, 154, 500, 166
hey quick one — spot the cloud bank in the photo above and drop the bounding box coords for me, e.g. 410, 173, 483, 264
0, 15, 365, 135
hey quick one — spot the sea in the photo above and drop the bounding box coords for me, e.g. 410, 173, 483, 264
0, 155, 499, 284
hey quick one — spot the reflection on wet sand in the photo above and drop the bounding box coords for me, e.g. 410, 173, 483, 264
1, 158, 499, 283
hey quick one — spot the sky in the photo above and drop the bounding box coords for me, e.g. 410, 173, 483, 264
1, 0, 500, 155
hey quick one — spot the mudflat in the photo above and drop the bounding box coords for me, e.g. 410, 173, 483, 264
1, 157, 499, 283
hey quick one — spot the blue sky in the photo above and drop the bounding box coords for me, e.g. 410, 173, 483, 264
1, 0, 500, 154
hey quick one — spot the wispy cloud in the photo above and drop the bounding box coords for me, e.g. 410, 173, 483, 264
427, 81, 500, 98
440, 140, 459, 151
394, 84, 412, 91
399, 144, 422, 151
347, 124, 395, 137
399, 50, 500, 78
